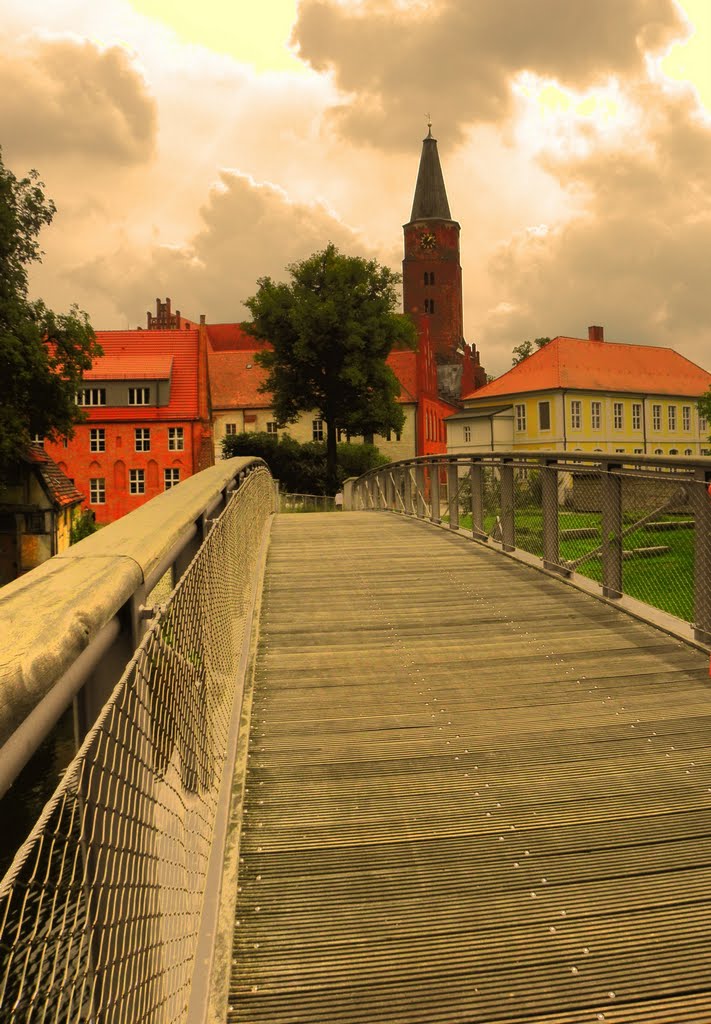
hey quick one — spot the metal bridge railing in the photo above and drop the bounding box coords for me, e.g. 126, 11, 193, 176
279, 492, 336, 513
349, 451, 711, 647
0, 458, 275, 1024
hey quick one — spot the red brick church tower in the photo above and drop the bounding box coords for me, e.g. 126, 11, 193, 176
403, 123, 486, 402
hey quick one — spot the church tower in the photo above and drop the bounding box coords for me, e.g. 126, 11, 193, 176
403, 124, 464, 361
403, 124, 486, 401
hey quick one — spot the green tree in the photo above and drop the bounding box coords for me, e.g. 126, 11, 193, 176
0, 148, 101, 479
698, 392, 711, 442
244, 243, 416, 490
512, 336, 551, 366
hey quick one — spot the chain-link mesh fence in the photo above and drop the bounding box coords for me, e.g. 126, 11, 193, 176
0, 467, 274, 1024
356, 454, 711, 635
279, 493, 336, 513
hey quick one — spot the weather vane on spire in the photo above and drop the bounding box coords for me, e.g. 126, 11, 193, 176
426, 112, 433, 137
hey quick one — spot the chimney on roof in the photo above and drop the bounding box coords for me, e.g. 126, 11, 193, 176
200, 314, 206, 325
588, 325, 604, 341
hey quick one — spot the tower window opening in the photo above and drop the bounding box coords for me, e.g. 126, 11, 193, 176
424, 271, 436, 286
424, 298, 435, 314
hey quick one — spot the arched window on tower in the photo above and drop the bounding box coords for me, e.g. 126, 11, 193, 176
423, 271, 436, 286
424, 298, 435, 314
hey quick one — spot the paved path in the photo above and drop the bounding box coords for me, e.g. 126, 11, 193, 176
228, 512, 711, 1024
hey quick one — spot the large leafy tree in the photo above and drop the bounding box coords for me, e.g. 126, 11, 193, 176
512, 336, 551, 366
0, 148, 101, 478
244, 243, 416, 490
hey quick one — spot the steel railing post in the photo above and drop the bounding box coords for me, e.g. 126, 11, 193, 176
470, 459, 484, 538
447, 460, 459, 531
403, 463, 413, 515
500, 459, 515, 551
601, 461, 623, 598
430, 460, 441, 524
541, 457, 563, 572
415, 463, 426, 518
692, 468, 711, 643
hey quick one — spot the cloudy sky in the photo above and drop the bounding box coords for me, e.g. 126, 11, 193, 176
2, 0, 710, 376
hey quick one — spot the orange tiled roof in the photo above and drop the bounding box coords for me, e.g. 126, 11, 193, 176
462, 336, 711, 401
85, 330, 200, 420
387, 350, 418, 403
209, 344, 419, 410
207, 323, 270, 352
26, 444, 84, 507
208, 348, 271, 408
85, 355, 173, 380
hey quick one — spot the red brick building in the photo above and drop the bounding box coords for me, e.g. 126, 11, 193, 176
44, 321, 213, 524
403, 123, 487, 404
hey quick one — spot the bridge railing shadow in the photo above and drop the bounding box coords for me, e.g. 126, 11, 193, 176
349, 450, 711, 648
0, 459, 275, 1024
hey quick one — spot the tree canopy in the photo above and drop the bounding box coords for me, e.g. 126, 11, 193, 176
244, 243, 416, 489
512, 336, 551, 366
0, 148, 101, 478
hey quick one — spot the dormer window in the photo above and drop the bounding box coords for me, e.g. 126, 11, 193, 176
77, 388, 106, 406
128, 387, 150, 405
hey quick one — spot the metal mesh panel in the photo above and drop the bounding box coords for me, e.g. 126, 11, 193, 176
0, 467, 273, 1024
558, 465, 604, 582
511, 464, 544, 558
482, 466, 502, 541
617, 469, 697, 622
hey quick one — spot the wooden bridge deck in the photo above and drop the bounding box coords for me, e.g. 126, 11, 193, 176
227, 511, 711, 1024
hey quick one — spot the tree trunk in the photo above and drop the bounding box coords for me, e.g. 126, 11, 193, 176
326, 418, 338, 494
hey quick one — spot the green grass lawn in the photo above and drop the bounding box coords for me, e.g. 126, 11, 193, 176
456, 509, 695, 622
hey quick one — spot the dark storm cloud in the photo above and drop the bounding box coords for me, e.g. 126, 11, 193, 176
0, 37, 156, 162
292, 0, 686, 148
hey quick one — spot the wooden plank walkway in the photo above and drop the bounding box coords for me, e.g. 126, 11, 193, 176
227, 511, 711, 1024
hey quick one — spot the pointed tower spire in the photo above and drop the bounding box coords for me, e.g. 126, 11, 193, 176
409, 122, 451, 221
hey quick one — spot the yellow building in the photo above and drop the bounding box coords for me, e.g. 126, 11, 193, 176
447, 327, 711, 456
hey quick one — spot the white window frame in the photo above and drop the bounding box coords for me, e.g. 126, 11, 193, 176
682, 405, 691, 431
89, 478, 105, 504
168, 427, 184, 451
164, 468, 180, 490
652, 404, 662, 430
613, 402, 623, 430
515, 404, 526, 432
77, 388, 106, 407
266, 421, 278, 435
134, 428, 151, 452
90, 428, 105, 453
668, 405, 677, 431
591, 401, 601, 431
312, 419, 324, 441
632, 403, 642, 431
463, 425, 471, 442
225, 423, 237, 436
128, 387, 150, 406
570, 400, 581, 430
129, 469, 145, 495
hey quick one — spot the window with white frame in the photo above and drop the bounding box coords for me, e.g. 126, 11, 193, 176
633, 448, 643, 454
225, 423, 237, 436
682, 405, 691, 430
538, 401, 551, 431
668, 405, 677, 431
129, 469, 145, 494
128, 387, 150, 405
669, 448, 679, 455
266, 421, 278, 434
652, 404, 662, 430
77, 387, 106, 406
613, 402, 623, 429
312, 419, 324, 441
90, 428, 105, 452
591, 401, 601, 430
164, 468, 180, 490
632, 403, 642, 430
699, 409, 707, 432
570, 400, 581, 429
515, 404, 526, 432
463, 425, 471, 442
168, 427, 184, 451
90, 478, 105, 504
654, 448, 663, 454
134, 428, 150, 452
685, 448, 693, 455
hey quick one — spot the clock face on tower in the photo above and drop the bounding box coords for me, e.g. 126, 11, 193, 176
419, 230, 436, 250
